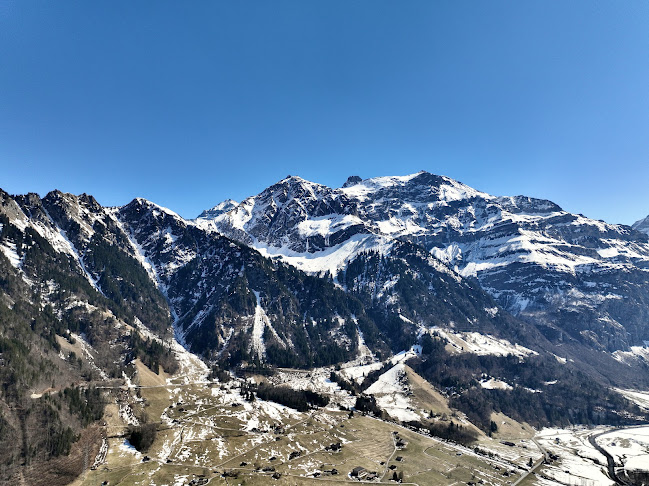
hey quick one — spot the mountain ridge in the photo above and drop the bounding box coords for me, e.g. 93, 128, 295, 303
197, 171, 649, 355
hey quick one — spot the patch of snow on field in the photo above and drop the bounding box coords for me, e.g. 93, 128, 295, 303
340, 345, 419, 386
271, 368, 355, 409
365, 362, 420, 422
596, 425, 649, 472
119, 402, 139, 426
92, 438, 108, 468
480, 378, 512, 390
535, 427, 614, 486
340, 361, 383, 383
118, 439, 142, 458
171, 474, 189, 486
391, 346, 421, 364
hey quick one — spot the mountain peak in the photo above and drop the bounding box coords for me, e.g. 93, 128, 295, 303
633, 214, 649, 235
196, 199, 239, 220
125, 197, 183, 220
279, 174, 309, 184
342, 175, 363, 188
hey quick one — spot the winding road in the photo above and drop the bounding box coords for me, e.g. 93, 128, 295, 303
588, 429, 632, 486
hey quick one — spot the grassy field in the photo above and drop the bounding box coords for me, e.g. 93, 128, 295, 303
74, 345, 545, 486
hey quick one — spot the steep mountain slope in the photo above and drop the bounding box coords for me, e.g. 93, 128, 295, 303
199, 172, 649, 354
117, 198, 373, 368
117, 198, 538, 368
1, 186, 538, 374
0, 189, 174, 483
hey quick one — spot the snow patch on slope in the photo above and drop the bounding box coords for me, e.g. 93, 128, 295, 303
254, 233, 393, 278
0, 241, 21, 268
365, 362, 420, 422
614, 388, 649, 411
613, 346, 649, 365
480, 378, 513, 390
250, 291, 285, 360
430, 327, 537, 358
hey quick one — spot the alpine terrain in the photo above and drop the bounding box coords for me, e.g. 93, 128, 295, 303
0, 173, 648, 486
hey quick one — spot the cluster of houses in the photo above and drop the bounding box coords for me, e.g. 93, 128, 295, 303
393, 431, 408, 449
351, 466, 379, 481
350, 431, 409, 481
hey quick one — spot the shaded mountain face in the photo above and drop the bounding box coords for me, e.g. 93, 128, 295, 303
0, 189, 171, 334
117, 198, 372, 368
0, 190, 377, 370
199, 171, 649, 353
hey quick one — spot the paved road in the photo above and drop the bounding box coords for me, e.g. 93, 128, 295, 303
588, 429, 631, 486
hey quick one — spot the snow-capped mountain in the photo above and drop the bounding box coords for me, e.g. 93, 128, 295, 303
0, 189, 373, 368
3, 181, 649, 384
198, 171, 649, 353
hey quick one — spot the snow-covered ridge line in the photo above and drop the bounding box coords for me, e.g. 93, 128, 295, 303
252, 233, 394, 278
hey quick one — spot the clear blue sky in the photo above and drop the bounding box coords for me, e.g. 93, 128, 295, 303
1, 1, 648, 224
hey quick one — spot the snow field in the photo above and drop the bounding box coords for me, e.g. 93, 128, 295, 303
535, 427, 615, 486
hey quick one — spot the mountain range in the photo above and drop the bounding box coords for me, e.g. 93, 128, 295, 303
1, 172, 649, 481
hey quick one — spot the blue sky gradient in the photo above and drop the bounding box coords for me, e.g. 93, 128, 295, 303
1, 1, 648, 223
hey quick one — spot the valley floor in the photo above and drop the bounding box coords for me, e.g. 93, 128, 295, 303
69, 343, 649, 486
